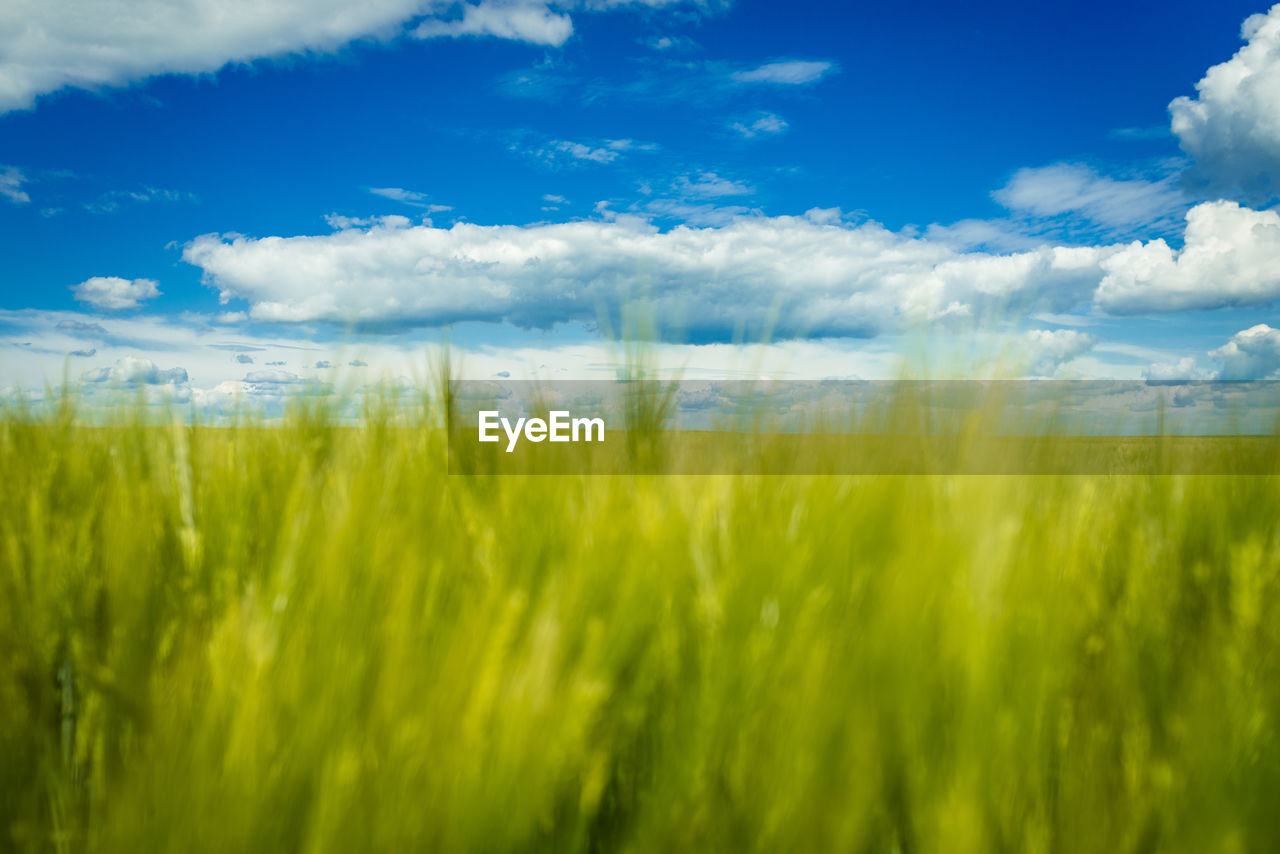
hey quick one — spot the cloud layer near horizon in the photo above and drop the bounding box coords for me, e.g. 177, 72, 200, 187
182, 211, 1112, 339
182, 197, 1280, 340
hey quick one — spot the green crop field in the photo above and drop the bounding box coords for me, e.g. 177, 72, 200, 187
3, 393, 1280, 853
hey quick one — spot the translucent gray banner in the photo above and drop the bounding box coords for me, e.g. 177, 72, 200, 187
445, 380, 1280, 475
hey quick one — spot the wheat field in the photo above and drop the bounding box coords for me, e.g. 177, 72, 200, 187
2, 390, 1279, 852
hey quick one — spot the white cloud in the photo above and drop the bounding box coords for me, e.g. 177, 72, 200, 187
182, 213, 1112, 339
1095, 201, 1280, 314
549, 140, 620, 163
0, 308, 1186, 417
56, 319, 109, 335
1022, 329, 1097, 377
528, 137, 656, 166
627, 172, 765, 223
71, 277, 163, 311
369, 186, 452, 212
673, 171, 753, 198
414, 1, 574, 46
923, 218, 1051, 253
1210, 323, 1280, 380
731, 60, 834, 85
85, 356, 188, 385
993, 163, 1187, 236
326, 213, 414, 231
194, 369, 334, 412
635, 199, 758, 226
1149, 322, 1280, 381
244, 369, 306, 383
1, 166, 29, 204
645, 34, 697, 51
370, 186, 426, 203
1143, 356, 1210, 382
731, 113, 788, 138
0, 0, 712, 112
0, 0, 433, 114
1170, 4, 1280, 202
601, 138, 654, 152
802, 207, 841, 225
83, 185, 196, 214
0, 308, 379, 410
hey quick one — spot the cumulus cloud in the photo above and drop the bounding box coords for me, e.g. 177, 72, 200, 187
731, 60, 834, 85
242, 369, 331, 393
71, 277, 163, 311
85, 357, 188, 385
191, 368, 335, 413
1210, 323, 1280, 380
1095, 201, 1280, 314
1, 166, 29, 203
1143, 356, 1210, 383
1022, 329, 1097, 377
1170, 4, 1280, 203
993, 163, 1187, 238
1150, 322, 1280, 381
182, 213, 1112, 340
235, 354, 255, 364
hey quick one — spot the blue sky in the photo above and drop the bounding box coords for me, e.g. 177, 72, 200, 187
2, 0, 1280, 405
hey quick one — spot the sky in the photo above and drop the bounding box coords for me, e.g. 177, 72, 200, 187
2, 0, 1280, 409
